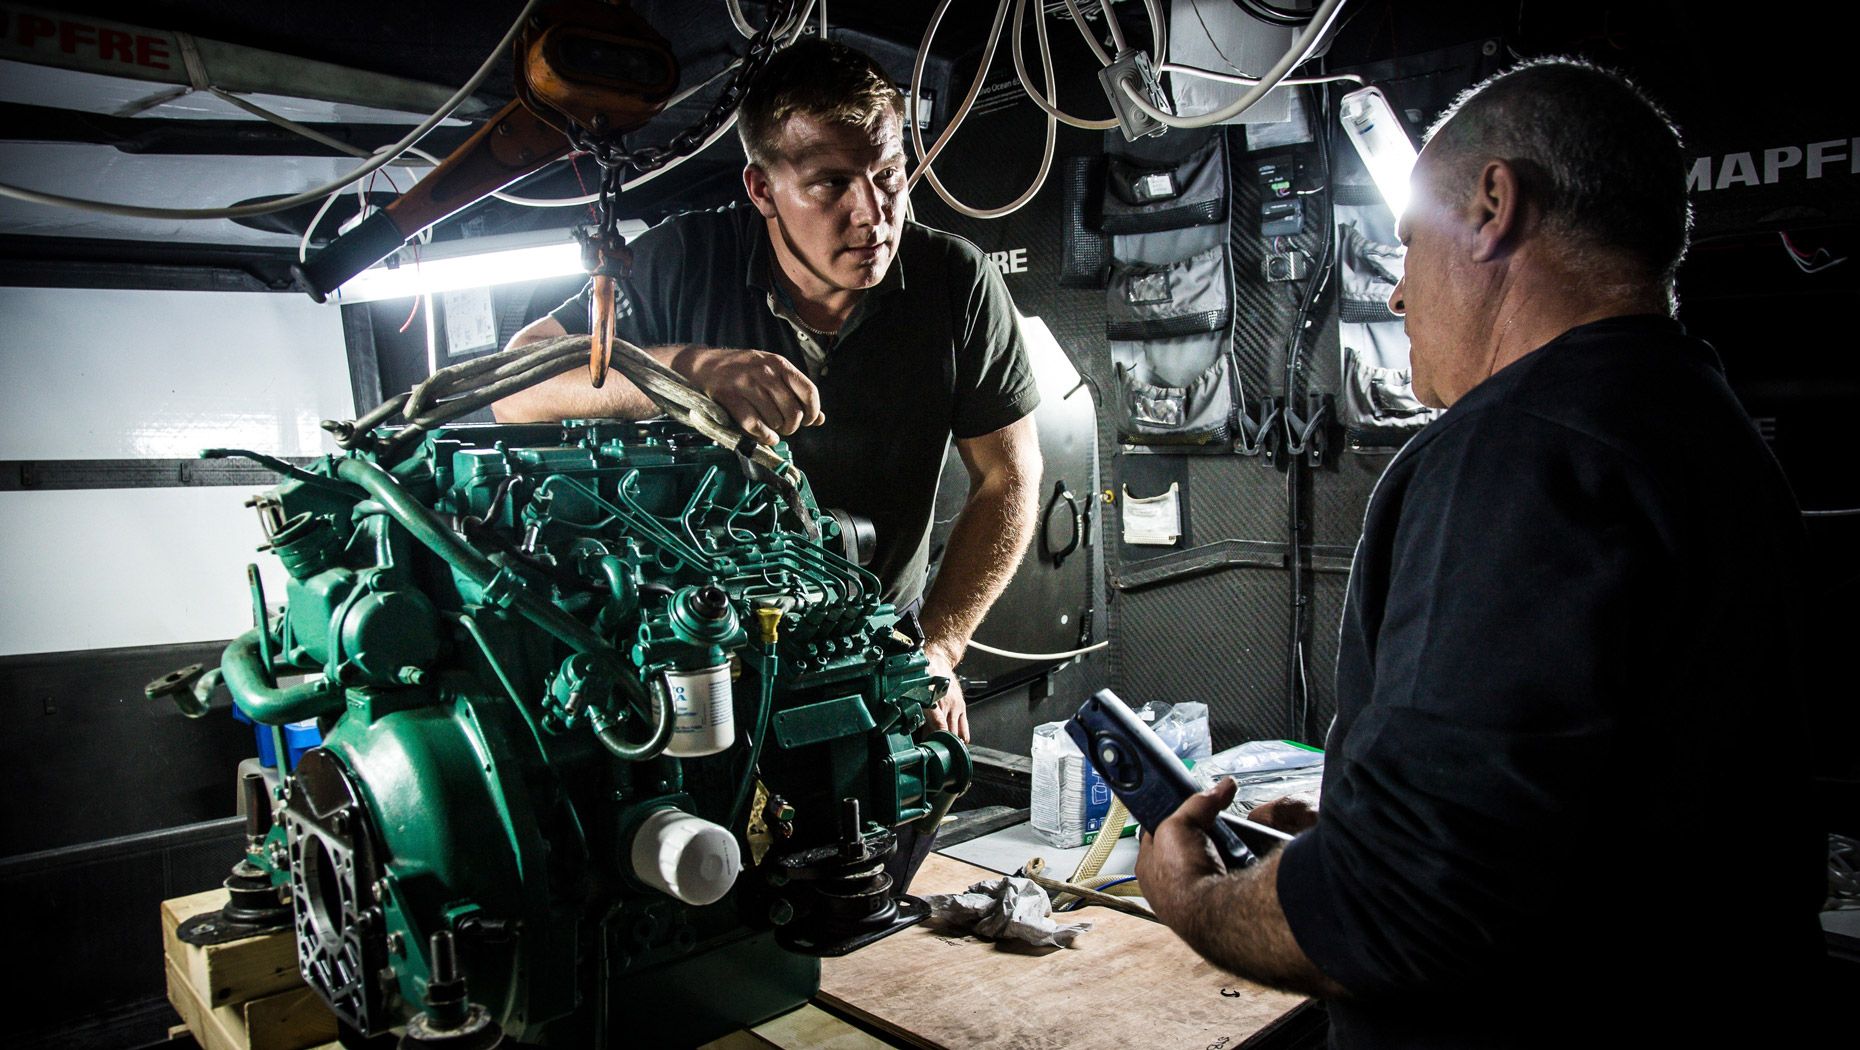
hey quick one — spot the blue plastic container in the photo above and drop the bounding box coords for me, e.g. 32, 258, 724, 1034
230, 705, 323, 769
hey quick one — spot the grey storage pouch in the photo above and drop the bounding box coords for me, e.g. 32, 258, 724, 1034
1344, 342, 1430, 416
1337, 217, 1404, 324
1106, 246, 1231, 340
1334, 189, 1441, 448
1102, 131, 1227, 234
1110, 334, 1234, 445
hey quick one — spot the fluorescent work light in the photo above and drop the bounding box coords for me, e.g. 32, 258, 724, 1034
332, 223, 648, 304
1339, 86, 1417, 220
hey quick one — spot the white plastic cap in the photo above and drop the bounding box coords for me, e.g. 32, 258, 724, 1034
630, 808, 741, 906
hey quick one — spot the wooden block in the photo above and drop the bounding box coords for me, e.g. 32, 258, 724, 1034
697, 1032, 770, 1050
753, 1004, 891, 1049
818, 854, 1306, 1050
241, 984, 340, 1050
161, 888, 302, 1008
700, 1004, 894, 1050
163, 887, 338, 1050
166, 955, 339, 1050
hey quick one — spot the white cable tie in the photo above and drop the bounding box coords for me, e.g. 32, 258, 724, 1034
110, 31, 209, 116
174, 32, 211, 91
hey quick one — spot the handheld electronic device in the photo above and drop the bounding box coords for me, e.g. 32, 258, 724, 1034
1066, 689, 1293, 869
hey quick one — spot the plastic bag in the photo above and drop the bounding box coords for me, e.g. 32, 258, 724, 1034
1144, 701, 1212, 762
1199, 739, 1325, 815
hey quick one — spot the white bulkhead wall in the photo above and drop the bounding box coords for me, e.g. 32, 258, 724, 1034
0, 286, 352, 656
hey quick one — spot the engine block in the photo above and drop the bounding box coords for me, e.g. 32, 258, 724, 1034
217, 420, 968, 1046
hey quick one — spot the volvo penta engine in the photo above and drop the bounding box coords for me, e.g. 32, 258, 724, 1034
208, 420, 968, 1046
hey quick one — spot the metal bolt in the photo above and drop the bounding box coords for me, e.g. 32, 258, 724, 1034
768, 900, 794, 926
1482, 39, 1499, 56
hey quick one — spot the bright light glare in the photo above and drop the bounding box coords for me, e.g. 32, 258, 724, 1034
1339, 87, 1417, 220
330, 221, 648, 304
333, 243, 586, 303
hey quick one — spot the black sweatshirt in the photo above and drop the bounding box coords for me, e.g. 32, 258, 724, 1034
1276, 316, 1826, 1047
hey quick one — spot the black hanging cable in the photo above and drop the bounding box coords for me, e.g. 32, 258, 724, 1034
1283, 84, 1336, 743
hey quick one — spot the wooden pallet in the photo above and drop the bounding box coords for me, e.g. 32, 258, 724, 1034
161, 888, 339, 1050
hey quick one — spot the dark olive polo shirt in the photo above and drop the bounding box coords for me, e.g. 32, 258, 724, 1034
550, 203, 1040, 608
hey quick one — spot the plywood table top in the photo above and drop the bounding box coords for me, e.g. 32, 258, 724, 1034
818, 852, 1308, 1050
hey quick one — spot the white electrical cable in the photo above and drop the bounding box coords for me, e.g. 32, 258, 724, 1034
300, 182, 349, 264
1097, 0, 1129, 54
1010, 0, 1163, 129
0, 0, 544, 221
1013, 0, 1118, 129
1119, 0, 1349, 128
1145, 0, 1169, 63
788, 0, 817, 45
1062, 0, 1115, 66
726, 0, 759, 38
1160, 61, 1364, 87
908, 0, 1056, 219
967, 638, 1109, 661
906, 0, 1011, 192
298, 145, 434, 262
208, 88, 374, 159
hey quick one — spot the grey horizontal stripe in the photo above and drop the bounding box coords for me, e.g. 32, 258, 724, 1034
0, 457, 313, 491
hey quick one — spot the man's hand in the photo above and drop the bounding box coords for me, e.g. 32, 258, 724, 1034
1134, 777, 1347, 998
1247, 794, 1319, 835
1136, 777, 1239, 929
922, 645, 969, 743
672, 346, 824, 446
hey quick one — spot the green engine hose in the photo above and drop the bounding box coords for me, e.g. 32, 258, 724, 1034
220, 628, 345, 725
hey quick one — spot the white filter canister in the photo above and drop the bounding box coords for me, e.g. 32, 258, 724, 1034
630, 808, 741, 906
659, 663, 734, 757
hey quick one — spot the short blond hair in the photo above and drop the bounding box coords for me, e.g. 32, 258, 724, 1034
737, 39, 903, 168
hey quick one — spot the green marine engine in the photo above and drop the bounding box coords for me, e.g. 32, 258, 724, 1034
212, 420, 969, 1047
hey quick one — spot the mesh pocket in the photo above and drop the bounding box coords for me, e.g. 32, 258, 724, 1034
1102, 131, 1227, 234
1112, 334, 1235, 444
1106, 246, 1231, 340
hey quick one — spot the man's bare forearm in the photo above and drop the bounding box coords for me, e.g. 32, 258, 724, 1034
1167, 850, 1348, 999
918, 460, 1037, 664
492, 341, 697, 423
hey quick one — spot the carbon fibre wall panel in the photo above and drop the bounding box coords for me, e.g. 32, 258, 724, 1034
1115, 568, 1292, 745
1305, 570, 1350, 744
1313, 453, 1387, 548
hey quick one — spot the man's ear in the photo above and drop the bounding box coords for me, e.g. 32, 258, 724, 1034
743, 164, 779, 219
1469, 159, 1523, 263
